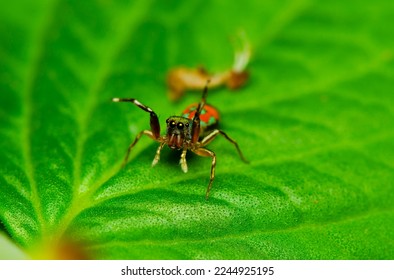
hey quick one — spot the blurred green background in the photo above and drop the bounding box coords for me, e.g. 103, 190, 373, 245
0, 0, 393, 259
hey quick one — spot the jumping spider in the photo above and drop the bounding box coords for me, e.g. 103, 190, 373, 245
112, 83, 248, 199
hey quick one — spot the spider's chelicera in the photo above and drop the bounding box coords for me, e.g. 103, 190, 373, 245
112, 83, 248, 199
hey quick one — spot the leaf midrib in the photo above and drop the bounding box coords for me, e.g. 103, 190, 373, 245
21, 0, 60, 242
55, 0, 154, 242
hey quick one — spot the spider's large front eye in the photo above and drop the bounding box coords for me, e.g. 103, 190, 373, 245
169, 121, 176, 128
177, 122, 184, 129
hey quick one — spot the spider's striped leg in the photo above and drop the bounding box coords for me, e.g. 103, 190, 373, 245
112, 98, 160, 139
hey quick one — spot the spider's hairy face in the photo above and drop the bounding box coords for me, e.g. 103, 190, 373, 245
165, 116, 193, 149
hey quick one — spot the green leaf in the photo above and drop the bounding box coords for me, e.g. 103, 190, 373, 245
1, 0, 393, 259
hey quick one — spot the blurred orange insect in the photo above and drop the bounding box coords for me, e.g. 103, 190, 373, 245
167, 32, 251, 101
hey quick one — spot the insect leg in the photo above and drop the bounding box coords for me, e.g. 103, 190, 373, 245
112, 98, 160, 139
200, 129, 249, 163
192, 147, 216, 199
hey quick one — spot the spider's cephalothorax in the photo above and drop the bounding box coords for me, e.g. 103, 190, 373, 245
165, 117, 192, 150
112, 83, 248, 199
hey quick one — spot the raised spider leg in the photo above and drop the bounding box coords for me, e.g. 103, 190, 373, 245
191, 80, 210, 143
122, 130, 156, 168
200, 129, 249, 163
112, 98, 160, 139
192, 147, 216, 199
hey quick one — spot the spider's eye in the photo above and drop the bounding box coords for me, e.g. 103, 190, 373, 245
177, 122, 184, 129
185, 122, 189, 127
169, 121, 176, 128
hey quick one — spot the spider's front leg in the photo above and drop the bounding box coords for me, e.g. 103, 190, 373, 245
179, 149, 188, 173
112, 98, 160, 138
152, 142, 165, 167
112, 98, 162, 167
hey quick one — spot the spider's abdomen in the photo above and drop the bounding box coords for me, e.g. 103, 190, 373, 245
182, 103, 220, 136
